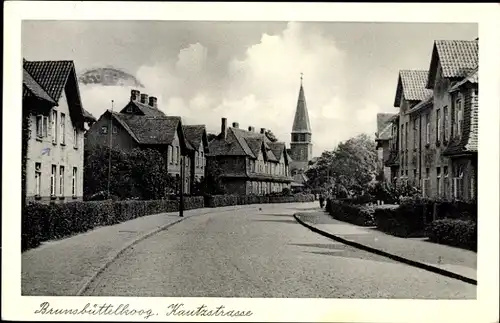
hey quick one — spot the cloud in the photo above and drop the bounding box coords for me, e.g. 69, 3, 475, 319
78, 21, 385, 156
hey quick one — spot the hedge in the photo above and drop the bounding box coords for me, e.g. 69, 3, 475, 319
426, 219, 477, 251
326, 199, 376, 226
22, 194, 314, 251
373, 204, 426, 237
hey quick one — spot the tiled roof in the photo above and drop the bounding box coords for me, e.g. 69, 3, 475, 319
113, 113, 182, 145
121, 100, 166, 117
394, 70, 433, 107
182, 125, 206, 151
449, 67, 478, 93
268, 142, 286, 161
292, 84, 312, 133
23, 68, 56, 104
207, 127, 281, 161
23, 60, 74, 102
427, 39, 478, 88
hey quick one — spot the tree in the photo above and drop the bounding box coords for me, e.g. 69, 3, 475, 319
201, 158, 225, 195
306, 134, 377, 196
265, 130, 278, 142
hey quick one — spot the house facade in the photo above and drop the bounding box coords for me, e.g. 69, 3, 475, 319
23, 59, 96, 204
382, 38, 478, 201
85, 90, 205, 194
207, 118, 293, 195
375, 113, 397, 182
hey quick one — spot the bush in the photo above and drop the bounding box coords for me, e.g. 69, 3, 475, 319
326, 199, 375, 226
426, 219, 477, 251
204, 193, 315, 208
373, 203, 426, 237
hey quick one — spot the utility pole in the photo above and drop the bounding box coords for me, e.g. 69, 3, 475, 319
179, 155, 185, 217
107, 100, 114, 199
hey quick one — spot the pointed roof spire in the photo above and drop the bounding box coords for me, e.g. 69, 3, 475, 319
292, 74, 311, 133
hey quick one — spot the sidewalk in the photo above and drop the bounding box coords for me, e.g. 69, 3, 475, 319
21, 205, 240, 296
295, 210, 477, 282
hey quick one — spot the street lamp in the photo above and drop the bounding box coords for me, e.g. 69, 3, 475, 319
179, 155, 185, 217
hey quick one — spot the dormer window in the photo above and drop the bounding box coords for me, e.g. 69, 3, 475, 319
126, 106, 133, 113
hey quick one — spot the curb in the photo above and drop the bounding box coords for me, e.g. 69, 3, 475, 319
293, 213, 477, 286
76, 207, 238, 296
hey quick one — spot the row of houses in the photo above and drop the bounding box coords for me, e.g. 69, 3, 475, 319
23, 59, 295, 203
375, 38, 478, 202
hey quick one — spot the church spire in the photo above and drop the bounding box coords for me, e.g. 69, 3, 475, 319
292, 74, 312, 134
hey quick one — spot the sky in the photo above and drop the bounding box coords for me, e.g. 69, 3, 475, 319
22, 21, 477, 156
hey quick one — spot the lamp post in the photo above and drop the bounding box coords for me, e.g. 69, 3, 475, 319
179, 155, 185, 217
107, 100, 114, 199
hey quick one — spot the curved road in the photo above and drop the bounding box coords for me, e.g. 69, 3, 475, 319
84, 203, 475, 298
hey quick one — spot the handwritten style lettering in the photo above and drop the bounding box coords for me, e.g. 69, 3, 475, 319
166, 303, 253, 317
34, 302, 156, 319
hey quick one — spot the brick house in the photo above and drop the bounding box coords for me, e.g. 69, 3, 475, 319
85, 90, 205, 194
383, 38, 478, 201
23, 59, 96, 204
375, 113, 397, 182
207, 118, 293, 195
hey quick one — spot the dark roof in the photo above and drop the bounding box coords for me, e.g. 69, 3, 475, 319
292, 84, 312, 133
268, 142, 286, 161
394, 70, 433, 107
427, 39, 478, 89
207, 127, 281, 161
182, 125, 206, 151
112, 113, 183, 145
23, 60, 74, 102
82, 109, 97, 122
375, 113, 396, 141
122, 100, 166, 117
449, 67, 478, 93
23, 68, 56, 104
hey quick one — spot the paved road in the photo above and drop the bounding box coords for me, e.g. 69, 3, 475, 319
84, 203, 475, 299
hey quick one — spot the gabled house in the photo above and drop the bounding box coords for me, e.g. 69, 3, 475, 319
425, 39, 478, 201
182, 124, 209, 191
85, 90, 196, 194
393, 70, 434, 187
23, 59, 96, 204
207, 118, 293, 195
375, 113, 397, 182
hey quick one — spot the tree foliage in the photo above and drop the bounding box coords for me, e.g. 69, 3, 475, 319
201, 158, 225, 195
306, 134, 378, 196
84, 147, 176, 200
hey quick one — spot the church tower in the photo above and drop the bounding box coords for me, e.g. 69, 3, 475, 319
290, 74, 313, 173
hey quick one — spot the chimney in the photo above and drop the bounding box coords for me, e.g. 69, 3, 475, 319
260, 128, 266, 134
221, 118, 227, 139
140, 93, 149, 104
232, 122, 239, 128
130, 89, 140, 101
149, 96, 158, 109
248, 126, 254, 132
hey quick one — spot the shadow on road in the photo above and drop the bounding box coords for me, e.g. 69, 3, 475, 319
253, 219, 298, 224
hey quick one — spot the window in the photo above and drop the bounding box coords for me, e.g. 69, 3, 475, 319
405, 122, 409, 149
200, 152, 204, 168
168, 146, 173, 164
36, 115, 43, 138
425, 114, 431, 145
72, 167, 77, 196
59, 166, 65, 196
422, 168, 430, 197
60, 113, 66, 144
73, 127, 78, 148
51, 165, 57, 196
51, 110, 57, 143
401, 124, 404, 150
443, 166, 449, 197
413, 120, 418, 149
176, 146, 180, 164
101, 126, 108, 134
441, 106, 448, 142
457, 103, 463, 137
437, 167, 441, 196
413, 169, 417, 184
453, 97, 462, 137
436, 109, 441, 142
453, 166, 464, 200
35, 163, 41, 196
126, 106, 133, 113
112, 126, 118, 134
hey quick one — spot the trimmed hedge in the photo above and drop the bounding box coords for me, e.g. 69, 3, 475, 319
373, 204, 426, 237
326, 199, 376, 226
22, 194, 314, 251
426, 219, 477, 251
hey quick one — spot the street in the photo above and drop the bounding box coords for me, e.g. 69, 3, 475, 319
83, 203, 475, 299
